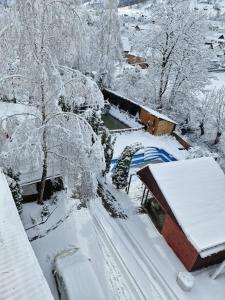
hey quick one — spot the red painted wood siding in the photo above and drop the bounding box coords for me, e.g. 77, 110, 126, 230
162, 215, 198, 271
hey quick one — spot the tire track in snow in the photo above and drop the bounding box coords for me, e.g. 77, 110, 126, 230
96, 225, 134, 300
91, 205, 167, 300
116, 219, 179, 300
91, 210, 147, 300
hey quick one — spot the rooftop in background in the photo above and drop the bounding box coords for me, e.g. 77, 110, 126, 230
146, 157, 225, 258
0, 170, 53, 300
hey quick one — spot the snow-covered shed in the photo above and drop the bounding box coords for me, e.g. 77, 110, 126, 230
102, 89, 177, 136
137, 157, 225, 271
0, 169, 54, 299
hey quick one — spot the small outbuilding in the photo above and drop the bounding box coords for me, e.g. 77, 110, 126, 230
102, 89, 177, 136
139, 106, 177, 136
137, 157, 225, 271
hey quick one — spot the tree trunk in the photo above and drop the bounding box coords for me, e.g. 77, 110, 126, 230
157, 71, 164, 109
38, 129, 48, 204
38, 75, 47, 204
214, 131, 222, 145
157, 61, 167, 109
200, 121, 204, 136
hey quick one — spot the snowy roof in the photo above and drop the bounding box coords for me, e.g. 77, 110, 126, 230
141, 105, 177, 124
105, 89, 177, 124
0, 170, 53, 300
54, 248, 105, 300
147, 157, 225, 258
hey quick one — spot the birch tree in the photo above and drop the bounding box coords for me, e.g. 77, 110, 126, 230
97, 0, 122, 88
0, 0, 105, 204
212, 87, 225, 145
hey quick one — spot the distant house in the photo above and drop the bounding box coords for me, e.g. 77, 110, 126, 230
0, 169, 53, 299
126, 53, 149, 69
102, 89, 177, 136
137, 157, 225, 271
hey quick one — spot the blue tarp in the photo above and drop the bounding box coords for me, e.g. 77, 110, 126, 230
111, 147, 177, 172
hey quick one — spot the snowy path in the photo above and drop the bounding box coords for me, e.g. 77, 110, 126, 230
90, 201, 178, 300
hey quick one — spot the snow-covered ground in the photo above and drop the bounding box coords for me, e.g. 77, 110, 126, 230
91, 181, 225, 300
21, 128, 190, 298
112, 130, 187, 160
21, 192, 114, 300
111, 129, 188, 207
20, 128, 225, 300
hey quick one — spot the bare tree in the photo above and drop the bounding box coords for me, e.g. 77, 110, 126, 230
145, 0, 208, 109
198, 90, 215, 136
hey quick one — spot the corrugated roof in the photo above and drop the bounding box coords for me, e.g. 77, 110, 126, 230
0, 170, 54, 300
147, 157, 225, 258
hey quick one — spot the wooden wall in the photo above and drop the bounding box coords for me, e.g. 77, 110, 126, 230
162, 214, 199, 271
103, 89, 176, 136
138, 166, 225, 271
193, 250, 225, 271
137, 166, 176, 219
102, 89, 141, 117
172, 132, 191, 150
155, 120, 176, 136
138, 108, 176, 136
126, 54, 149, 69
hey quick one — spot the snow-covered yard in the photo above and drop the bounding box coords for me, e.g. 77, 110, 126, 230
111, 130, 188, 205
2, 0, 225, 299
19, 122, 225, 300
91, 182, 225, 300
21, 192, 113, 300
22, 128, 225, 300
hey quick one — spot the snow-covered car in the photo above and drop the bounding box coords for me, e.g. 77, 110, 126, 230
53, 248, 105, 300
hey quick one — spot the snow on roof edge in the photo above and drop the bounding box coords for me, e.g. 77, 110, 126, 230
0, 169, 54, 300
104, 88, 177, 124
145, 158, 225, 257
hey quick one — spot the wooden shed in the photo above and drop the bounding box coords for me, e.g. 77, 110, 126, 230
102, 89, 177, 136
126, 53, 149, 69
139, 107, 176, 136
137, 157, 225, 271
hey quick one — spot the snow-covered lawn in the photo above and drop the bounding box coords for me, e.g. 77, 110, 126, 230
111, 130, 188, 206
112, 130, 187, 160
21, 178, 225, 300
21, 192, 113, 300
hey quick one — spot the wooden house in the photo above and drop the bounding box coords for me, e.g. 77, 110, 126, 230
102, 89, 177, 136
126, 53, 149, 69
137, 157, 225, 271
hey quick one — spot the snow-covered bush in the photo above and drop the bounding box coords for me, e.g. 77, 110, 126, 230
0, 94, 16, 103
101, 127, 116, 176
112, 143, 142, 189
41, 204, 50, 220
85, 109, 104, 135
4, 168, 23, 214
187, 146, 218, 160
